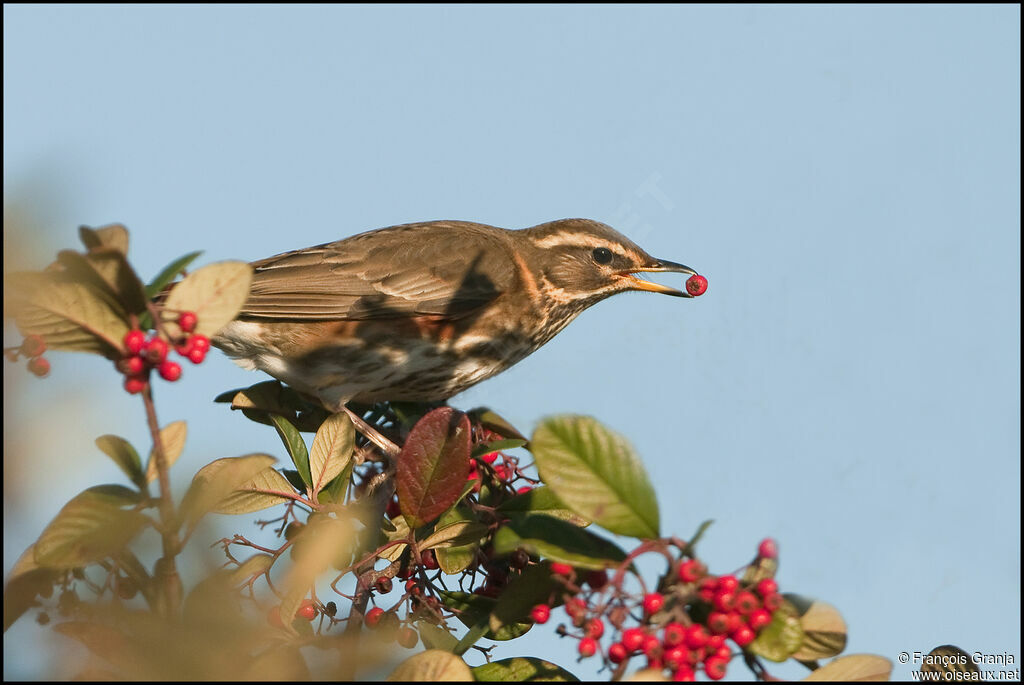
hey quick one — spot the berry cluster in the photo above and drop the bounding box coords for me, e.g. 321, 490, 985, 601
118, 312, 209, 394
5, 334, 52, 377
528, 538, 782, 681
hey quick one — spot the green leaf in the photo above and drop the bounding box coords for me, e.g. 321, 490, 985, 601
416, 621, 460, 652
269, 415, 311, 489
787, 596, 848, 661
488, 563, 562, 638
79, 224, 129, 255
803, 654, 893, 681
309, 412, 354, 497
162, 261, 253, 338
5, 271, 129, 358
34, 487, 149, 569
468, 408, 527, 441
397, 408, 472, 528
434, 507, 483, 574
56, 249, 147, 317
472, 658, 579, 682
749, 598, 805, 663
530, 415, 659, 538
387, 649, 473, 681
420, 519, 489, 552
215, 467, 296, 514
319, 458, 354, 505
180, 454, 278, 530
492, 515, 626, 570
95, 434, 145, 488
497, 486, 590, 527
145, 421, 187, 484
145, 251, 203, 299
3, 545, 62, 632
229, 553, 276, 586
438, 591, 532, 642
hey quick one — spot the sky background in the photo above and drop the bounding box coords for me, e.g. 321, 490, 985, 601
3, 5, 1020, 680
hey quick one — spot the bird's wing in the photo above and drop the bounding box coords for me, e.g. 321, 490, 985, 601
239, 222, 518, 321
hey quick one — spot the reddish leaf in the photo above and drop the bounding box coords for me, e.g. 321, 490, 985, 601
397, 408, 472, 528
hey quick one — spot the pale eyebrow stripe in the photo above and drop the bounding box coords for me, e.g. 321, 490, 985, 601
528, 233, 623, 252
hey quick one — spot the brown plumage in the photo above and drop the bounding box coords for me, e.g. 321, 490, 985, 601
213, 218, 697, 409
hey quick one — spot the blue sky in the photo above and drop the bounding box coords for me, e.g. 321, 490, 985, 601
3, 5, 1020, 680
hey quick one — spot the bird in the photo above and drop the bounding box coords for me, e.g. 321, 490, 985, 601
213, 218, 699, 412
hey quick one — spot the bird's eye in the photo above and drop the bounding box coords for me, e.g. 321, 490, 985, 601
592, 247, 613, 265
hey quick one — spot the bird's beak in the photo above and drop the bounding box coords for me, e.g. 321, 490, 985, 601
618, 259, 698, 298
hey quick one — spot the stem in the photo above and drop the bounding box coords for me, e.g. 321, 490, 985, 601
142, 383, 183, 617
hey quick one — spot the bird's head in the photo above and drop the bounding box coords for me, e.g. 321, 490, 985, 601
521, 218, 697, 308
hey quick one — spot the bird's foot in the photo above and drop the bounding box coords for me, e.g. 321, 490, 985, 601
340, 405, 401, 459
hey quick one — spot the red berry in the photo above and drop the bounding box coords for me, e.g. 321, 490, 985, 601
364, 607, 385, 628
375, 577, 393, 594
713, 591, 736, 612
755, 578, 778, 597
678, 559, 705, 583
735, 590, 759, 614
585, 570, 608, 590
550, 562, 574, 577
480, 451, 499, 464
187, 347, 207, 364
663, 622, 686, 647
27, 356, 50, 377
642, 633, 662, 658
564, 597, 587, 619
758, 538, 778, 560
297, 602, 317, 621
621, 627, 646, 653
707, 611, 731, 635
748, 609, 772, 632
673, 665, 696, 682
20, 335, 47, 358
144, 336, 169, 364
158, 360, 182, 382
578, 637, 597, 658
404, 579, 420, 595
123, 330, 146, 355
493, 464, 510, 481
683, 625, 709, 650
118, 356, 146, 376
685, 274, 708, 297
713, 644, 732, 660
530, 604, 550, 624
642, 592, 664, 615
705, 634, 725, 650
124, 375, 147, 394
726, 612, 743, 634
190, 334, 211, 353
608, 642, 629, 664
421, 550, 438, 570
397, 627, 418, 649
704, 656, 728, 681
731, 625, 755, 647
763, 592, 783, 612
717, 575, 739, 594
515, 485, 532, 495
664, 645, 689, 669
177, 311, 198, 333
584, 618, 605, 640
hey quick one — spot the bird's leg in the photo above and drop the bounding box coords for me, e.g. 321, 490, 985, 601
341, 405, 401, 459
